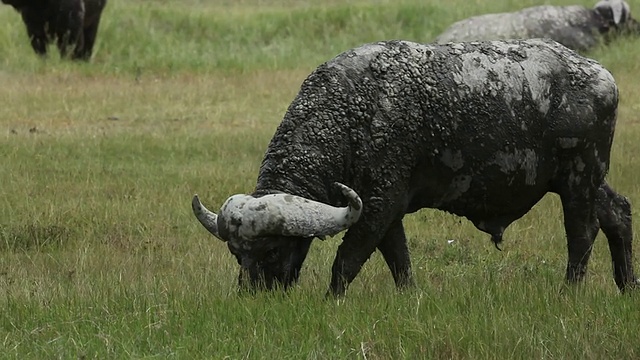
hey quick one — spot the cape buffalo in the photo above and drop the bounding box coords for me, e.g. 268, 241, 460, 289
2, 0, 107, 60
193, 39, 637, 296
435, 0, 640, 52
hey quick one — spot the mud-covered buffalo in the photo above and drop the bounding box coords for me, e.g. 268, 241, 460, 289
193, 39, 638, 296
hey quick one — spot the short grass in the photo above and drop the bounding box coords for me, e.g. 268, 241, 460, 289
1, 0, 640, 358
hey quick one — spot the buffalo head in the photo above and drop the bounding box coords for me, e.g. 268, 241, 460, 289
192, 182, 362, 290
594, 0, 640, 35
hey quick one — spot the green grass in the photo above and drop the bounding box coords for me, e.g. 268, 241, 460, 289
2, 0, 640, 358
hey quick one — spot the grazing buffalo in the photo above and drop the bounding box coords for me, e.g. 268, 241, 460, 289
193, 39, 637, 296
2, 0, 107, 60
435, 0, 640, 52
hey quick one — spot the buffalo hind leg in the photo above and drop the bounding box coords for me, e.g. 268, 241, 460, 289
560, 192, 600, 285
56, 27, 83, 59
596, 183, 638, 291
54, 4, 84, 59
377, 218, 414, 289
24, 21, 48, 56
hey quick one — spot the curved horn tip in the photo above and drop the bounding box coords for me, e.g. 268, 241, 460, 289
333, 182, 363, 211
192, 194, 215, 218
192, 194, 202, 212
191, 194, 225, 241
333, 182, 353, 194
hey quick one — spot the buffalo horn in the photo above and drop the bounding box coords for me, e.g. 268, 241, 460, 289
192, 194, 223, 240
223, 182, 363, 240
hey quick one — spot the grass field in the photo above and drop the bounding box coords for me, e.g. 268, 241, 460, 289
2, 0, 640, 358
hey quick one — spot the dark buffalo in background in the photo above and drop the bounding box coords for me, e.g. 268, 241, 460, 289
2, 0, 107, 60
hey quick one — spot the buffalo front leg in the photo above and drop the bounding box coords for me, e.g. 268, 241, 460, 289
328, 238, 377, 297
596, 183, 638, 291
73, 20, 101, 60
560, 194, 600, 285
328, 209, 390, 296
377, 218, 414, 289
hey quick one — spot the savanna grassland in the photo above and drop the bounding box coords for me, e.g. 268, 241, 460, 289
1, 0, 640, 358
